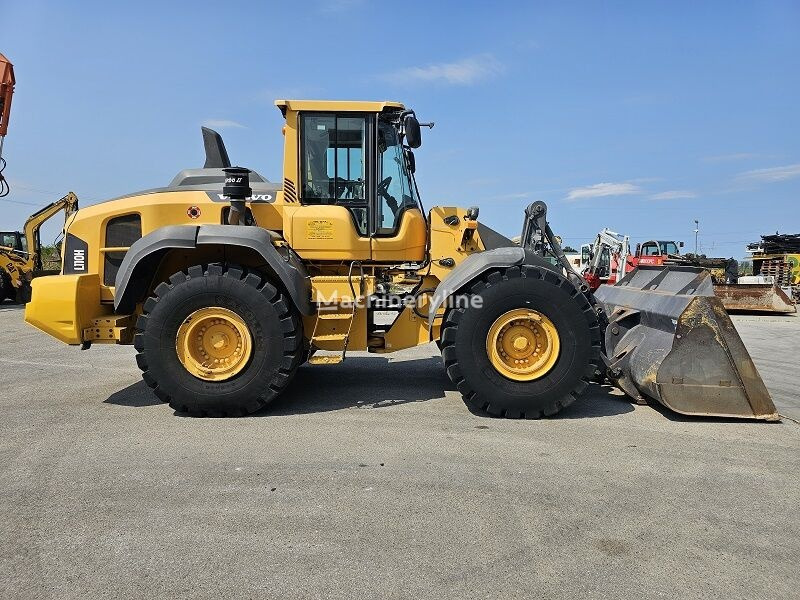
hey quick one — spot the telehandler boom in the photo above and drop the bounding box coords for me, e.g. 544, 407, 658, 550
24, 100, 777, 420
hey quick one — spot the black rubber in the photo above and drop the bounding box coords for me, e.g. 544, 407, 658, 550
0, 270, 7, 301
134, 263, 303, 417
440, 265, 601, 418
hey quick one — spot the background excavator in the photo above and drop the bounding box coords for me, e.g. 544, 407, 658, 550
0, 192, 80, 301
23, 99, 777, 421
581, 229, 631, 291
581, 228, 795, 314
0, 52, 80, 302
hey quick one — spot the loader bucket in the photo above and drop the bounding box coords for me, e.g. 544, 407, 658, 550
595, 266, 779, 420
713, 283, 796, 314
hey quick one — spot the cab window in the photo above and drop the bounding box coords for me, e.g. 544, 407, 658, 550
641, 242, 660, 256
376, 120, 419, 235
662, 241, 678, 255
300, 113, 368, 235
597, 247, 611, 277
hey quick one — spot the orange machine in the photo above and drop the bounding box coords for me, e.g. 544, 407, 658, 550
0, 52, 15, 197
0, 53, 14, 137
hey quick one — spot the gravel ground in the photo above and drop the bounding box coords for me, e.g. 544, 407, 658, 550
1, 303, 798, 599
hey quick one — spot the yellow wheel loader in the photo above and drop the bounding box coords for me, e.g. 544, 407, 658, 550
1, 192, 79, 302
24, 100, 777, 420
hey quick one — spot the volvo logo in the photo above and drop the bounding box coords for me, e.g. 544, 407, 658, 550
215, 194, 273, 202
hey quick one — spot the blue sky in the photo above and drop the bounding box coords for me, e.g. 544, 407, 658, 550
1, 0, 798, 257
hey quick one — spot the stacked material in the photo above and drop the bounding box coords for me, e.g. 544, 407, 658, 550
747, 233, 800, 254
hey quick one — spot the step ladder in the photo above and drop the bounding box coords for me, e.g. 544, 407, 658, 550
307, 263, 364, 365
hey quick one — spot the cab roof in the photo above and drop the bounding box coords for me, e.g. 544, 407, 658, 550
275, 99, 404, 116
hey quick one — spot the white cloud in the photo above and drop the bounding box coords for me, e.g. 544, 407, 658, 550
738, 163, 800, 183
703, 152, 759, 163
565, 182, 641, 201
201, 119, 245, 129
650, 190, 697, 200
382, 54, 504, 86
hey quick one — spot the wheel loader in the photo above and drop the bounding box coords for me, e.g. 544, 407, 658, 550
24, 100, 778, 420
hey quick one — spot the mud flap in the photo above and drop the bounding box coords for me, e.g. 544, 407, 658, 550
595, 266, 779, 420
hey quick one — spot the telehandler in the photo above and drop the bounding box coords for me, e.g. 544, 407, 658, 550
25, 100, 777, 420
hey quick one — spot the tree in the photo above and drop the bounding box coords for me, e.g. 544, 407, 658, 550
562, 245, 577, 253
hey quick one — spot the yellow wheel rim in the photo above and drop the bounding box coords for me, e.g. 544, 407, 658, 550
176, 307, 253, 382
486, 308, 560, 381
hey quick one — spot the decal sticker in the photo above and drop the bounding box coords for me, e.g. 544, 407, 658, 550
63, 233, 89, 274
72, 249, 86, 271
306, 219, 334, 240
187, 206, 202, 219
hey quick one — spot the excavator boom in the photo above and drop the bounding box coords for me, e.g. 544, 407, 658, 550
0, 192, 79, 301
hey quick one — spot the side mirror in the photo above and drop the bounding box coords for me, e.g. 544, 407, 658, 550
404, 115, 422, 148
679, 241, 684, 248
405, 149, 416, 174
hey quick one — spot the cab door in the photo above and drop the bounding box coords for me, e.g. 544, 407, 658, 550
369, 120, 426, 263
286, 112, 372, 261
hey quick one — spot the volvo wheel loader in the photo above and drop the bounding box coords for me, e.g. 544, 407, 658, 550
24, 100, 778, 420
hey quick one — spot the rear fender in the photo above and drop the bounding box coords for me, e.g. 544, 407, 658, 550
114, 225, 312, 315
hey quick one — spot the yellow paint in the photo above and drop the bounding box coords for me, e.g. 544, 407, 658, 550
311, 275, 376, 303
427, 206, 483, 281
175, 307, 253, 381
377, 306, 434, 352
82, 315, 134, 344
285, 204, 371, 260
275, 99, 404, 113
25, 273, 110, 344
370, 209, 427, 263
486, 309, 561, 381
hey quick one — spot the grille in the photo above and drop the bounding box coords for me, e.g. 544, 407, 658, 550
284, 178, 297, 203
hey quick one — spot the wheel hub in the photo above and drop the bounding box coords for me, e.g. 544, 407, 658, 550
176, 307, 253, 381
486, 308, 560, 381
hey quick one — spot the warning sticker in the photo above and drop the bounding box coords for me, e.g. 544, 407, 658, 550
307, 219, 334, 240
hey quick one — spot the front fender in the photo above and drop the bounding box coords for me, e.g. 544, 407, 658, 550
427, 247, 525, 330
427, 247, 563, 332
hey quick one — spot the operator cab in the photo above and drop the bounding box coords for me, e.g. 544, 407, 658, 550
277, 100, 428, 263
0, 231, 25, 253
639, 240, 682, 256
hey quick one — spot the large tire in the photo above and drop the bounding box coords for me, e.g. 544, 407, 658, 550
0, 270, 7, 301
134, 263, 303, 417
441, 265, 601, 418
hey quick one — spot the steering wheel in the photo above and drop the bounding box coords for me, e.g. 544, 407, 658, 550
377, 176, 392, 198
